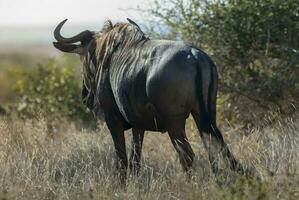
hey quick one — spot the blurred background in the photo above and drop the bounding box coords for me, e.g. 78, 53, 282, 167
0, 0, 144, 54
0, 1, 298, 199
0, 0, 148, 124
0, 0, 298, 127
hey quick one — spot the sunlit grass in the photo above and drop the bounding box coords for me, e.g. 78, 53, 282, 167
0, 115, 298, 199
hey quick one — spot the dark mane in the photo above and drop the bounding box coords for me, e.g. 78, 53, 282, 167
82, 19, 148, 111
95, 19, 147, 52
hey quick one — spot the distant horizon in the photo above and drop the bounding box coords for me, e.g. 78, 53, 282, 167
0, 20, 105, 29
0, 19, 149, 46
0, 23, 104, 45
0, 0, 148, 26
0, 18, 138, 28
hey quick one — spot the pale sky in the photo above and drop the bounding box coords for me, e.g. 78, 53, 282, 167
0, 0, 149, 26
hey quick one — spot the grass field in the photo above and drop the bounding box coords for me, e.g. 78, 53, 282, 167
0, 115, 298, 200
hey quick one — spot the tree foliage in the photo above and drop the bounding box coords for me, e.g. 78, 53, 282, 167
146, 0, 299, 125
13, 59, 93, 124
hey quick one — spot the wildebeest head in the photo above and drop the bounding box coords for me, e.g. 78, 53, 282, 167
53, 18, 146, 115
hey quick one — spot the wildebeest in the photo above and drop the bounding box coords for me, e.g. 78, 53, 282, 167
53, 18, 244, 184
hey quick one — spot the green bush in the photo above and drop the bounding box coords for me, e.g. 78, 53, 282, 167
145, 0, 299, 126
13, 58, 93, 123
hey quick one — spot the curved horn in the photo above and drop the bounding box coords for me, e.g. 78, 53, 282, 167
126, 18, 141, 29
53, 42, 83, 54
54, 19, 93, 44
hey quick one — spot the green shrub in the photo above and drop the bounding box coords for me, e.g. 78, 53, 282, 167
145, 0, 299, 126
13, 58, 93, 123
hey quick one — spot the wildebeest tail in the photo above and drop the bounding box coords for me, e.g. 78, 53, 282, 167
192, 48, 218, 124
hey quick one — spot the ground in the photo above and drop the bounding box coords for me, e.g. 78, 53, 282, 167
0, 115, 298, 200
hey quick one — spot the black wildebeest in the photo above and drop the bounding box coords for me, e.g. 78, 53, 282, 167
53, 18, 244, 184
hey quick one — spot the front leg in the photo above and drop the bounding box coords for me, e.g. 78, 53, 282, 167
129, 128, 144, 175
105, 114, 128, 185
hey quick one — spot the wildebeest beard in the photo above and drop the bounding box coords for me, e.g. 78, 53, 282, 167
81, 20, 148, 119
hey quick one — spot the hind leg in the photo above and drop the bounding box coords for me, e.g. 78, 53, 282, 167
192, 111, 243, 175
166, 117, 195, 177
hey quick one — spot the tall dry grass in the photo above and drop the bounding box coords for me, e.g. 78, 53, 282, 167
0, 115, 298, 200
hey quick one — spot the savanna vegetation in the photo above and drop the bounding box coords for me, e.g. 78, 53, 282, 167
145, 0, 299, 126
0, 0, 298, 199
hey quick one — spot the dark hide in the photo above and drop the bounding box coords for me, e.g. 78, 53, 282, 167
53, 19, 244, 185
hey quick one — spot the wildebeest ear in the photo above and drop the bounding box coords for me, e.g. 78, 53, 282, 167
126, 18, 141, 30
53, 42, 84, 55
101, 20, 113, 33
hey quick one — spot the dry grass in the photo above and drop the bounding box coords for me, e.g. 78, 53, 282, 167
0, 115, 298, 200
